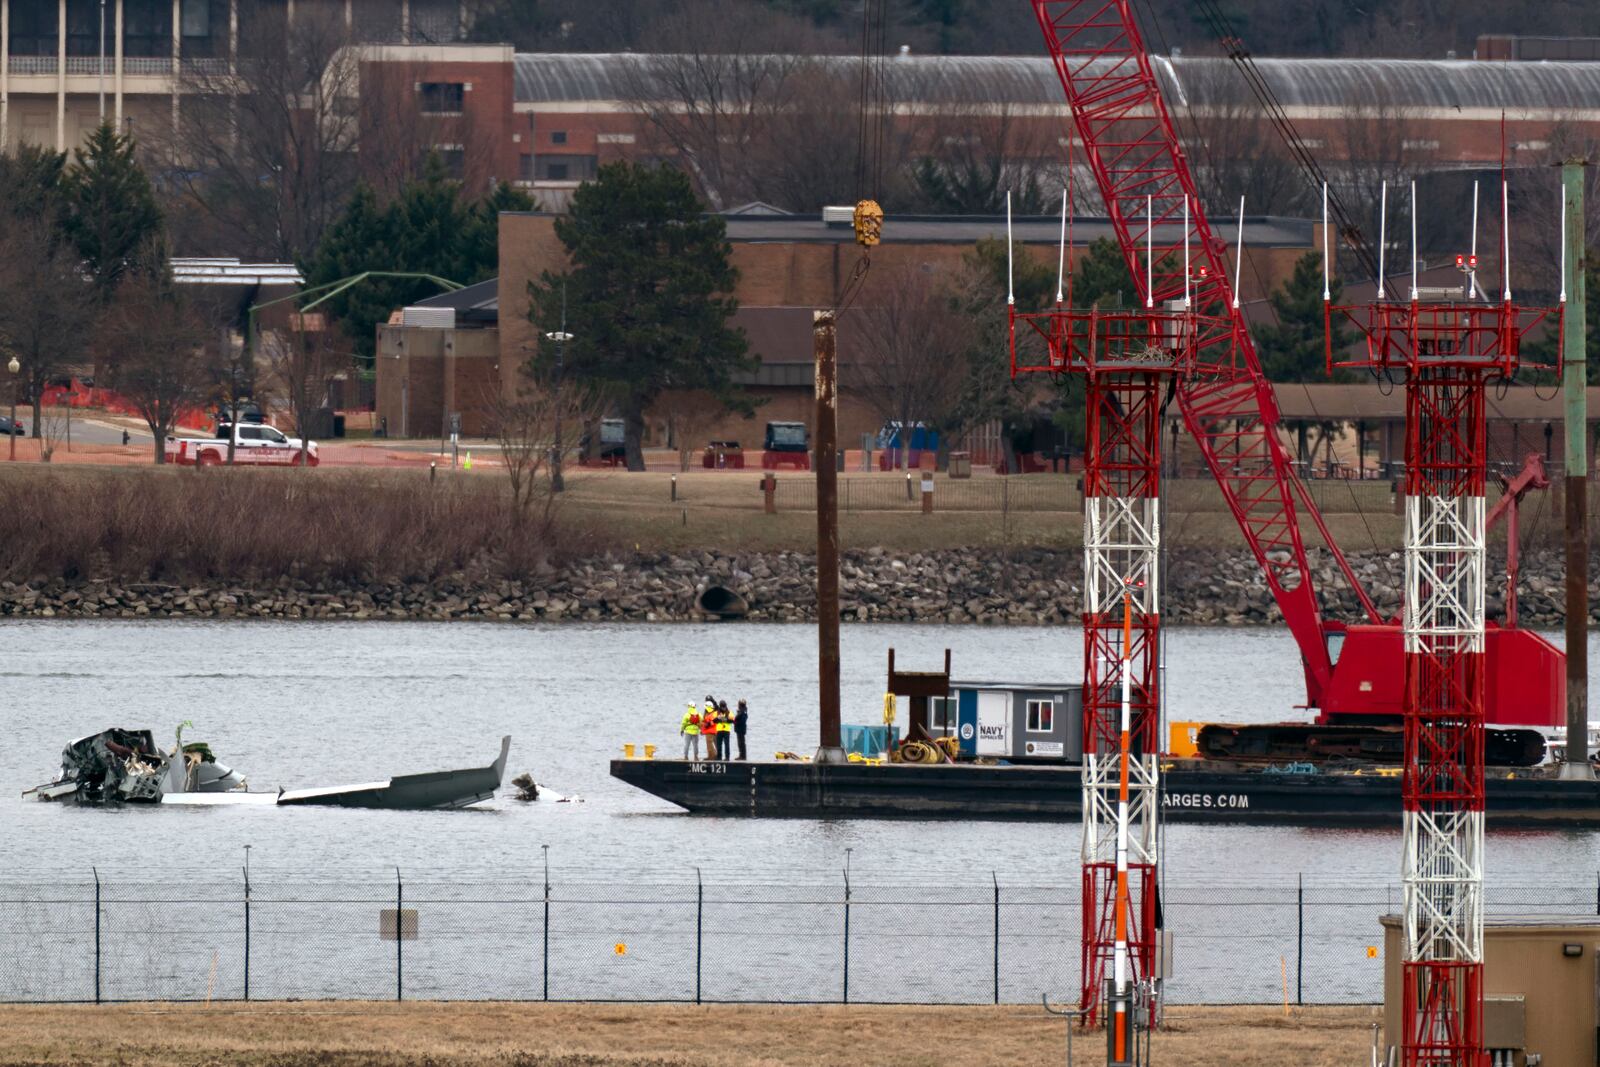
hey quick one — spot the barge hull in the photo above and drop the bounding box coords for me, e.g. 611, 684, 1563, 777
610, 760, 1600, 828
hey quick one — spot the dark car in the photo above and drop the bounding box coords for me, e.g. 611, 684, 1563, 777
0, 416, 26, 436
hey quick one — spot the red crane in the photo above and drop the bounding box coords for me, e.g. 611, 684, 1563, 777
1026, 0, 1565, 737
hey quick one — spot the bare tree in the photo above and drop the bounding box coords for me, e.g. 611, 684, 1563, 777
654, 389, 724, 471
1170, 60, 1314, 220
1333, 85, 1438, 276
164, 6, 362, 262
100, 272, 216, 465
0, 216, 99, 439
260, 317, 344, 466
487, 371, 603, 535
617, 0, 858, 212
846, 268, 976, 469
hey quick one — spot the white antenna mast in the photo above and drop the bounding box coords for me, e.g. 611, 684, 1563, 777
1321, 181, 1330, 302
1469, 180, 1480, 300
1006, 190, 1014, 307
1056, 188, 1067, 305
1501, 178, 1511, 302
1183, 195, 1191, 308
1145, 195, 1154, 310
1378, 181, 1388, 300
1409, 179, 1418, 302
1560, 184, 1568, 304
1232, 196, 1244, 310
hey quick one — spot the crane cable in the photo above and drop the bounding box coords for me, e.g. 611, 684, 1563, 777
840, 0, 888, 311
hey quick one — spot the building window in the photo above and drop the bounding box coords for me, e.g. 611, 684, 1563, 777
122, 0, 174, 57
597, 132, 636, 145
1026, 699, 1054, 733
930, 696, 955, 731
419, 83, 465, 115
518, 154, 534, 181
534, 155, 597, 182
9, 0, 59, 56
550, 130, 568, 145
430, 148, 465, 179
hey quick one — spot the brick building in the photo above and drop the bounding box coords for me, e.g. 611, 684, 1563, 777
374, 207, 1320, 449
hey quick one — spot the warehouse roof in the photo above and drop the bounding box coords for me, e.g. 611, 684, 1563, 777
1273, 383, 1600, 422
513, 52, 1600, 117
500, 210, 1314, 248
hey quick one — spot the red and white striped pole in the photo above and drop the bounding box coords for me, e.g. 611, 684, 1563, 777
1112, 583, 1136, 1062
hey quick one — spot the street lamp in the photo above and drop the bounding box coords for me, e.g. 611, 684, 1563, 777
6, 355, 18, 462
544, 286, 573, 493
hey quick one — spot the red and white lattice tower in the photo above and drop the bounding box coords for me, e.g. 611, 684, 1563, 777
1329, 240, 1559, 1064
1013, 252, 1199, 1029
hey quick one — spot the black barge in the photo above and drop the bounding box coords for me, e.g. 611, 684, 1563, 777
610, 758, 1600, 828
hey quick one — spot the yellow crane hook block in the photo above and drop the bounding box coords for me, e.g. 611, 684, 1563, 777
853, 200, 883, 247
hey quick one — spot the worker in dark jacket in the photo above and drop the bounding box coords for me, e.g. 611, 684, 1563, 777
734, 700, 749, 760
715, 701, 733, 760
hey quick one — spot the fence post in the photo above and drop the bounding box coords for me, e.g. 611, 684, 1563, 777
92, 867, 101, 1005
243, 864, 251, 1002
1296, 873, 1304, 1007
542, 847, 550, 1002
992, 872, 1000, 1005
842, 868, 851, 1005
395, 868, 403, 1003
695, 868, 703, 1005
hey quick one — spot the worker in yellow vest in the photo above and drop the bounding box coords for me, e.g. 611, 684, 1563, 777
715, 701, 733, 761
681, 702, 701, 761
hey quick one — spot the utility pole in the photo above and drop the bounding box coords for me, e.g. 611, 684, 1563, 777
544, 284, 571, 493
98, 0, 106, 121
814, 309, 845, 763
1561, 159, 1591, 780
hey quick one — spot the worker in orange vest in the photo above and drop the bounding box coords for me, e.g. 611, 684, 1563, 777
680, 702, 701, 761
700, 696, 719, 758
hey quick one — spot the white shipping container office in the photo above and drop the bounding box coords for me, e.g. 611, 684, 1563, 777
935, 680, 1084, 763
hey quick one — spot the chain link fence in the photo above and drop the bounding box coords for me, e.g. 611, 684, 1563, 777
5, 871, 1597, 1005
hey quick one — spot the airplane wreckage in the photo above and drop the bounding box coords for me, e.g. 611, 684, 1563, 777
24, 727, 510, 809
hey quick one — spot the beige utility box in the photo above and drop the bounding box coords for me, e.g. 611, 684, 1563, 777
1382, 915, 1600, 1066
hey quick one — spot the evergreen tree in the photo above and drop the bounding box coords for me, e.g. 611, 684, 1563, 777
301, 155, 531, 360
529, 161, 752, 471
0, 144, 66, 224
58, 123, 162, 303
1254, 251, 1347, 382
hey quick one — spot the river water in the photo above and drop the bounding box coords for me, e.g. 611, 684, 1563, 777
4, 619, 1600, 1005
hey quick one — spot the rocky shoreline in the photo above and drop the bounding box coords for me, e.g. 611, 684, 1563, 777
0, 546, 1593, 627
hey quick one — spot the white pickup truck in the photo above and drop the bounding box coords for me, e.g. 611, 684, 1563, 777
166, 422, 320, 467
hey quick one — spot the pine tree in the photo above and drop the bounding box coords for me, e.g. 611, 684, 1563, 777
529, 161, 752, 471
1255, 251, 1347, 382
0, 144, 66, 224
301, 155, 534, 360
58, 123, 162, 302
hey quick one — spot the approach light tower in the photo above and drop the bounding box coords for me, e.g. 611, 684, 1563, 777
1010, 192, 1201, 1057
1325, 180, 1562, 1067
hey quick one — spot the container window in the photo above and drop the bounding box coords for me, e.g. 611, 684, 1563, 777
1026, 699, 1053, 733
929, 696, 955, 732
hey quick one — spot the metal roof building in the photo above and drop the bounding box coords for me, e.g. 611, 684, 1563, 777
512, 52, 1600, 121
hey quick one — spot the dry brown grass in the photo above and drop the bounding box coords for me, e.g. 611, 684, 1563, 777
0, 461, 1413, 590
0, 1002, 1377, 1067
0, 464, 572, 585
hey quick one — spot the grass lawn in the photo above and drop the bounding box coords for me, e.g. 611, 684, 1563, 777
0, 1002, 1379, 1066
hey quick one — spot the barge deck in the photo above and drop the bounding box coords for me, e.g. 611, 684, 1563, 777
610, 758, 1600, 828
